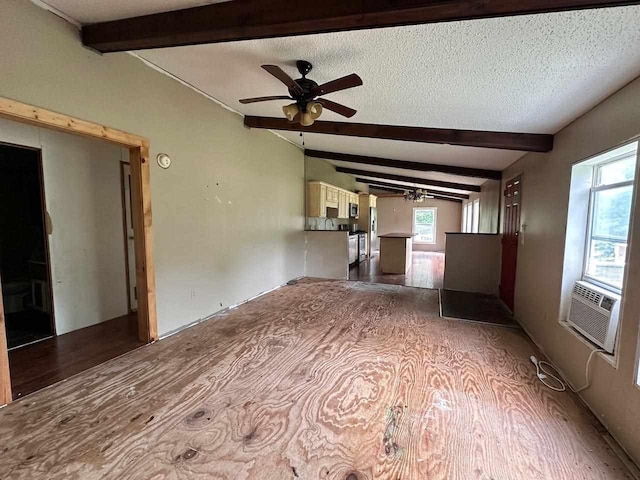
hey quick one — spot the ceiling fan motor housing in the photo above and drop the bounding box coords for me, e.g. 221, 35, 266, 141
290, 77, 319, 111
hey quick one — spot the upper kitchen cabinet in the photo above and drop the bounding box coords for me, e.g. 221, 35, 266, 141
307, 181, 359, 219
338, 190, 348, 219
307, 182, 327, 217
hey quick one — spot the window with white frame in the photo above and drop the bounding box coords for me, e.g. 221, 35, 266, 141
472, 199, 480, 233
583, 147, 637, 293
462, 203, 469, 232
413, 207, 437, 244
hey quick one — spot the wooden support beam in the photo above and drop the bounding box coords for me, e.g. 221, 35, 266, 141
245, 117, 553, 152
306, 149, 501, 180
368, 184, 463, 203
355, 178, 470, 199
340, 167, 480, 192
82, 1, 640, 53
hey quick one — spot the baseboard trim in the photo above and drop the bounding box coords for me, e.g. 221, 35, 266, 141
159, 277, 303, 340
514, 316, 640, 476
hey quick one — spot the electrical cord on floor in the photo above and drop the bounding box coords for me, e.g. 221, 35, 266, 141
530, 348, 605, 393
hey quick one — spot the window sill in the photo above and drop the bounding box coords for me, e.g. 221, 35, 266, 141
558, 320, 618, 368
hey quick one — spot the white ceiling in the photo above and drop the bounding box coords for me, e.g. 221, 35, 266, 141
38, 1, 640, 186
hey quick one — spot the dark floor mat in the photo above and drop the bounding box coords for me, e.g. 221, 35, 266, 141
440, 289, 518, 327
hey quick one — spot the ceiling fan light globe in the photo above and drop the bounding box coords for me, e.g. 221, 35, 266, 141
308, 102, 323, 120
282, 103, 299, 122
300, 112, 315, 127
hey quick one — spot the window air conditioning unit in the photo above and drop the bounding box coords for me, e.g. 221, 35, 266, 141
567, 281, 621, 354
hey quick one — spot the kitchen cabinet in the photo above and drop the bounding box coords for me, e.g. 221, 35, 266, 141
307, 182, 327, 217
338, 191, 348, 219
326, 186, 339, 208
307, 181, 359, 219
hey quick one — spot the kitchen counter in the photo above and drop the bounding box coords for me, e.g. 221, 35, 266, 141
379, 233, 414, 274
304, 231, 349, 279
379, 233, 416, 238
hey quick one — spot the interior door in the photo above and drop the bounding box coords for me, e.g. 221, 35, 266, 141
121, 163, 137, 312
500, 175, 522, 311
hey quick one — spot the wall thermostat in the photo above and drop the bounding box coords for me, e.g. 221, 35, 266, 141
157, 153, 172, 169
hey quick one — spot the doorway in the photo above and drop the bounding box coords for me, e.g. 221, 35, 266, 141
0, 143, 54, 350
500, 175, 522, 311
0, 97, 158, 405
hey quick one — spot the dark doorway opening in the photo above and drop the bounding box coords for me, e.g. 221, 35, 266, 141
0, 143, 54, 350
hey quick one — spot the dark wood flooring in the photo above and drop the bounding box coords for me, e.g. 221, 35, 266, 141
0, 279, 632, 479
8, 313, 144, 400
349, 250, 444, 289
440, 289, 518, 327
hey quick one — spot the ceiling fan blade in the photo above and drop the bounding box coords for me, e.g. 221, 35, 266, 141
309, 73, 363, 98
261, 65, 303, 96
239, 95, 292, 104
315, 98, 357, 118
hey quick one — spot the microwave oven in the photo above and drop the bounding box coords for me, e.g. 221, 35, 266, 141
349, 203, 359, 218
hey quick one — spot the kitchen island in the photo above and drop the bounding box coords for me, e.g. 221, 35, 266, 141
379, 233, 415, 274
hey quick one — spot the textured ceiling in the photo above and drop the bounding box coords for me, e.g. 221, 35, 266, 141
37, 1, 640, 184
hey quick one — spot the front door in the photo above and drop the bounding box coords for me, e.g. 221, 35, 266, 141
500, 175, 522, 311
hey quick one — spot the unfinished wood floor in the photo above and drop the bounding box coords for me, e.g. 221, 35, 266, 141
0, 279, 632, 479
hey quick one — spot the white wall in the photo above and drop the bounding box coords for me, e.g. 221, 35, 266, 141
0, 0, 305, 336
376, 196, 462, 251
0, 119, 129, 334
502, 76, 640, 463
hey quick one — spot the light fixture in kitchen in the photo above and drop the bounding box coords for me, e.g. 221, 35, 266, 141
404, 189, 434, 202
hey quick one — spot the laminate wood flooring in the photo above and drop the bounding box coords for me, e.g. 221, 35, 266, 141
350, 251, 444, 289
0, 279, 632, 479
9, 313, 144, 400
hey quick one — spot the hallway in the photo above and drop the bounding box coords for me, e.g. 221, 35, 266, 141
349, 251, 445, 289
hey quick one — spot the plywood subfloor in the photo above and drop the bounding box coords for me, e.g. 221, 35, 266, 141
0, 279, 632, 479
350, 251, 444, 289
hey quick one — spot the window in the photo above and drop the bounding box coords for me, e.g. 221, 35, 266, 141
413, 207, 437, 244
462, 200, 480, 233
584, 148, 637, 293
472, 199, 480, 233
462, 204, 469, 232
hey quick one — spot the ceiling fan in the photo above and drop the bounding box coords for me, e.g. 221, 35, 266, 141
404, 189, 434, 202
239, 60, 363, 126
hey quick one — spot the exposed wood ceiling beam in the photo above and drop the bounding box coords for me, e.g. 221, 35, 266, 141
245, 117, 553, 152
366, 184, 463, 203
339, 167, 481, 192
306, 149, 501, 180
356, 178, 470, 199
82, 1, 640, 53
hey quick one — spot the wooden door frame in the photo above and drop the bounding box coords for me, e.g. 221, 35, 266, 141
0, 97, 158, 405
